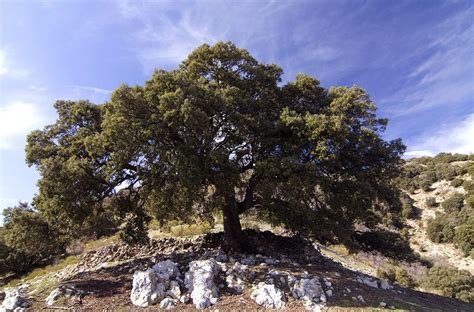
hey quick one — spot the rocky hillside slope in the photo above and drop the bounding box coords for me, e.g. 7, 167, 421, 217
1, 230, 472, 311
401, 158, 473, 274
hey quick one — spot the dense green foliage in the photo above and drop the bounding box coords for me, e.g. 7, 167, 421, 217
397, 153, 471, 193
427, 216, 455, 243
454, 216, 474, 257
442, 193, 465, 213
422, 266, 474, 302
0, 203, 65, 274
23, 42, 405, 250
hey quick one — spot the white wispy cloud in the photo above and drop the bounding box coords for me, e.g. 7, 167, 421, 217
406, 113, 474, 157
385, 7, 474, 116
0, 101, 46, 149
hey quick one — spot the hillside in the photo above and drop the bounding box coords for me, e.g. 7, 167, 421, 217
0, 230, 472, 311
1, 154, 474, 311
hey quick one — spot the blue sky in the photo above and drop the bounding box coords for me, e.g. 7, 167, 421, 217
0, 0, 473, 217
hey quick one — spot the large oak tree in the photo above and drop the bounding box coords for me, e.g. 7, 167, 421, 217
26, 42, 405, 251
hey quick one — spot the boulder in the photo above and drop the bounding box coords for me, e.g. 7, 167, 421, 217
215, 254, 228, 263
250, 282, 286, 309
291, 277, 326, 309
159, 298, 178, 310
45, 288, 63, 306
0, 288, 28, 311
130, 269, 165, 307
153, 260, 180, 282
184, 259, 220, 309
241, 256, 256, 266
357, 275, 378, 288
166, 281, 181, 299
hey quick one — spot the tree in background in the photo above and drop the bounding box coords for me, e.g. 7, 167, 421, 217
0, 202, 64, 274
26, 42, 405, 251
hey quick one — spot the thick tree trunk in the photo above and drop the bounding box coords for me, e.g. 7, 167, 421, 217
222, 195, 247, 253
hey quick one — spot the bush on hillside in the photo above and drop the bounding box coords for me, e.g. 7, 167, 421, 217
462, 180, 474, 194
425, 197, 437, 208
427, 216, 455, 243
442, 193, 465, 212
0, 203, 66, 274
466, 195, 474, 209
454, 216, 474, 257
451, 178, 464, 188
353, 230, 418, 261
422, 266, 474, 302
435, 164, 458, 181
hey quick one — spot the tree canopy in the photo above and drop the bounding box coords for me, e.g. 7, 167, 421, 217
26, 42, 405, 251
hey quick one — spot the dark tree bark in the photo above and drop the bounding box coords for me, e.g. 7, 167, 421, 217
222, 195, 248, 253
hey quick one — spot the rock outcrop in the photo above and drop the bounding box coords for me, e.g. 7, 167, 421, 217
290, 277, 327, 310
0, 287, 29, 312
184, 259, 220, 309
250, 282, 286, 309
130, 259, 182, 307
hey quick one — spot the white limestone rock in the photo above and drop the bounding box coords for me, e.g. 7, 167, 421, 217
357, 275, 378, 288
250, 282, 286, 309
0, 288, 28, 311
241, 256, 256, 266
166, 281, 181, 299
290, 277, 326, 309
380, 279, 394, 290
130, 269, 165, 307
185, 259, 220, 309
159, 298, 178, 310
45, 288, 63, 306
153, 260, 180, 282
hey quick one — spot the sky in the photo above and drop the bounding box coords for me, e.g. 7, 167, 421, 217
0, 0, 473, 218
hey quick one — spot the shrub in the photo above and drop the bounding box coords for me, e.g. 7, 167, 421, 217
422, 266, 474, 302
454, 216, 474, 257
442, 193, 465, 212
466, 195, 474, 209
427, 216, 455, 243
353, 230, 418, 261
395, 267, 416, 288
1, 203, 65, 273
462, 180, 474, 194
402, 203, 418, 219
451, 178, 464, 188
435, 164, 457, 181
425, 197, 437, 208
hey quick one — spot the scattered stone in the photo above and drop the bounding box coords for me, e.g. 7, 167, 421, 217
153, 259, 180, 281
226, 274, 245, 294
45, 288, 63, 306
380, 279, 393, 290
0, 288, 29, 311
241, 256, 256, 266
179, 294, 190, 303
265, 257, 278, 265
357, 275, 378, 288
290, 277, 326, 309
159, 298, 178, 310
166, 281, 181, 299
185, 259, 220, 309
380, 301, 387, 308
250, 282, 286, 309
215, 254, 228, 263
357, 295, 365, 302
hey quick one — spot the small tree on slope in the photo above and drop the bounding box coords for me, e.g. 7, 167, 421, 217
26, 42, 405, 251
